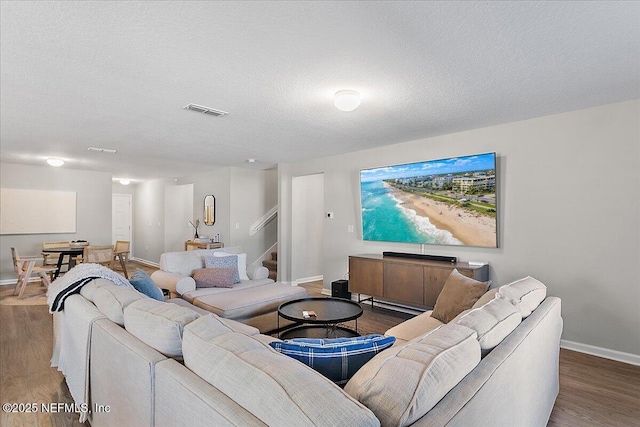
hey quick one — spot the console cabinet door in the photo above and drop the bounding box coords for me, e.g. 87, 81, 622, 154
423, 267, 454, 307
383, 263, 424, 306
349, 257, 383, 297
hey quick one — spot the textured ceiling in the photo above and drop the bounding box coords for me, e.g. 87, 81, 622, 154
1, 1, 639, 180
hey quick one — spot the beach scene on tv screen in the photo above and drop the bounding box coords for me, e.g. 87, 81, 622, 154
360, 153, 497, 248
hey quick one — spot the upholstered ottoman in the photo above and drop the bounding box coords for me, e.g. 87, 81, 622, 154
183, 282, 307, 333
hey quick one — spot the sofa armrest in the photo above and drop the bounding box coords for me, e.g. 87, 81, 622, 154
246, 264, 270, 281
150, 271, 196, 295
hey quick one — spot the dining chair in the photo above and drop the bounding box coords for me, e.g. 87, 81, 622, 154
82, 245, 115, 267
110, 241, 130, 279
11, 247, 57, 299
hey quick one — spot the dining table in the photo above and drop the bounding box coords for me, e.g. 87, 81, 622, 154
41, 246, 85, 279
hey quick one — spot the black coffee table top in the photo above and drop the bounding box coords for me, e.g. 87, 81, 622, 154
278, 297, 363, 324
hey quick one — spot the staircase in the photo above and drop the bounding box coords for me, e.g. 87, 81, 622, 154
262, 251, 278, 281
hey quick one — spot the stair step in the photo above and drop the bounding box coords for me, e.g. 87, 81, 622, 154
271, 251, 278, 261
262, 259, 277, 269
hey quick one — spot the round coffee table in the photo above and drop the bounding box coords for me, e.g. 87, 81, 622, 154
277, 297, 363, 339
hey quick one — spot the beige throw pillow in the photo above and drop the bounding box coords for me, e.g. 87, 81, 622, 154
431, 269, 490, 323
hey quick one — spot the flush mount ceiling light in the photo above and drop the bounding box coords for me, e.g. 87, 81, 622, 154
333, 90, 361, 112
247, 158, 256, 163
119, 179, 131, 185
46, 158, 64, 167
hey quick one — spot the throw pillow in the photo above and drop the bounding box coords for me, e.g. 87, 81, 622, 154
269, 335, 396, 386
431, 269, 490, 323
192, 268, 236, 288
202, 255, 240, 284
128, 269, 164, 301
213, 252, 249, 281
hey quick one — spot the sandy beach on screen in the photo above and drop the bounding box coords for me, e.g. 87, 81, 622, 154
385, 183, 496, 247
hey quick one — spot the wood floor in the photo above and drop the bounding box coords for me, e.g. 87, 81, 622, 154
1, 275, 638, 426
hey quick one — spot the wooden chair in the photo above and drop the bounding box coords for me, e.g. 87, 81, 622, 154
11, 247, 57, 299
42, 241, 71, 269
110, 241, 130, 279
82, 245, 114, 267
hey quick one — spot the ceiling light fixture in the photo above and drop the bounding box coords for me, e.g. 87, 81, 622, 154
46, 158, 64, 167
119, 179, 131, 185
247, 158, 256, 163
333, 90, 361, 112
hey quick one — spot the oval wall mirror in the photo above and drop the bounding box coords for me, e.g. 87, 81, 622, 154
203, 195, 216, 226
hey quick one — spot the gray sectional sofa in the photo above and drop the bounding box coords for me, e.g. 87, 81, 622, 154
52, 276, 562, 427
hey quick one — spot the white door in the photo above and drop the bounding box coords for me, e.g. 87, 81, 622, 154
112, 194, 132, 244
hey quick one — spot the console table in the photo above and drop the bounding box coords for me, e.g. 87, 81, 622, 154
184, 241, 224, 251
348, 254, 489, 309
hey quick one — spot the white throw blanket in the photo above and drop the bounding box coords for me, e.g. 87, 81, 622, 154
47, 263, 132, 312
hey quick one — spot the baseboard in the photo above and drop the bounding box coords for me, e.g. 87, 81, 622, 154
561, 339, 640, 366
292, 275, 323, 286
130, 257, 160, 268
0, 277, 36, 286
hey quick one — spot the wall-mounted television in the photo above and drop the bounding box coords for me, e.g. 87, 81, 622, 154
360, 152, 497, 248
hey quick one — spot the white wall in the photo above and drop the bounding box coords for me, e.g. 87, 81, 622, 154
179, 168, 231, 246
278, 100, 640, 357
133, 167, 276, 265
229, 167, 278, 264
0, 163, 112, 280
164, 183, 193, 252
291, 173, 324, 281
133, 178, 167, 263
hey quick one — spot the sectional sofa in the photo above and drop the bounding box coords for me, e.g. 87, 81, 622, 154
51, 274, 562, 427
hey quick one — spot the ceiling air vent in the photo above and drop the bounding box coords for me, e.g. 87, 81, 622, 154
183, 103, 229, 117
87, 147, 117, 153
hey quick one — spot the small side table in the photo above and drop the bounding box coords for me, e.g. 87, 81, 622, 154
184, 241, 224, 251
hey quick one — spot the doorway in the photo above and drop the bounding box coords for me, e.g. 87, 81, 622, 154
112, 193, 132, 245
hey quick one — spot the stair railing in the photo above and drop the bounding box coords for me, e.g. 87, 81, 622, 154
249, 205, 277, 236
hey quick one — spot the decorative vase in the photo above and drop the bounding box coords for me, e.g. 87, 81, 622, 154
194, 228, 199, 239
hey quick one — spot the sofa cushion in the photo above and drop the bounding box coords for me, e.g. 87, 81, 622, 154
191, 282, 307, 320
192, 268, 236, 288
202, 255, 240, 284
345, 324, 480, 427
497, 276, 547, 318
270, 335, 396, 386
472, 287, 499, 309
159, 251, 203, 276
85, 283, 145, 325
213, 252, 250, 281
385, 310, 443, 343
128, 269, 164, 301
431, 269, 490, 323
182, 315, 379, 427
455, 297, 521, 353
124, 298, 200, 357
79, 278, 116, 302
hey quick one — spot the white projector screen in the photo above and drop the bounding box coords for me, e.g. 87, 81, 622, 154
0, 189, 77, 234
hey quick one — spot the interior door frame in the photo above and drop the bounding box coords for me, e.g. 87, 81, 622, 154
112, 193, 133, 255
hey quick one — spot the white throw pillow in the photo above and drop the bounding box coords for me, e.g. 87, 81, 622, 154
124, 298, 200, 357
497, 276, 547, 318
213, 252, 249, 281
